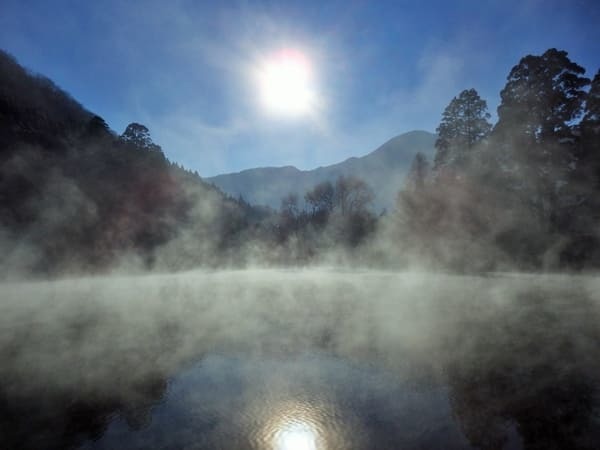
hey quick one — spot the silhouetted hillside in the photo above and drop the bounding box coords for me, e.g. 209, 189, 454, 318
0, 49, 266, 275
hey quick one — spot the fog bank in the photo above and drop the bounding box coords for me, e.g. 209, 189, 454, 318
1, 269, 599, 448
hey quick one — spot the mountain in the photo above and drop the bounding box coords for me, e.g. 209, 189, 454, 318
207, 130, 437, 211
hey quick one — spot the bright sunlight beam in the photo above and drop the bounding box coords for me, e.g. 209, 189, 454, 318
257, 49, 317, 117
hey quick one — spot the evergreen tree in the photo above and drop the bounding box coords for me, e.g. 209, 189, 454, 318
495, 49, 589, 144
405, 152, 430, 192
493, 49, 590, 227
576, 70, 600, 224
121, 123, 163, 152
434, 88, 492, 172
583, 70, 600, 130
83, 115, 112, 141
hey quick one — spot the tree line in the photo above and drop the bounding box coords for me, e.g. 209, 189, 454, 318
397, 48, 600, 270
2, 47, 599, 274
272, 175, 377, 258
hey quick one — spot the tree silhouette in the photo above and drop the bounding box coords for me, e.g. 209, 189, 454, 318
83, 115, 111, 140
121, 123, 163, 153
305, 181, 335, 215
434, 88, 491, 172
494, 49, 590, 229
405, 152, 430, 192
495, 49, 589, 144
580, 70, 600, 183
305, 181, 335, 227
582, 70, 600, 131
334, 175, 374, 216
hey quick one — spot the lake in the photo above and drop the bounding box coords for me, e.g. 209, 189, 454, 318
1, 269, 599, 449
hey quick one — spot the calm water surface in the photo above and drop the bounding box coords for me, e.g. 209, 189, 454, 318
1, 270, 599, 449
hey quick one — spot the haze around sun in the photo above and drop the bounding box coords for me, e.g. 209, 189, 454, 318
256, 49, 318, 118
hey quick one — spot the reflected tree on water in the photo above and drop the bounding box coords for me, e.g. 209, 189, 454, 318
446, 289, 600, 450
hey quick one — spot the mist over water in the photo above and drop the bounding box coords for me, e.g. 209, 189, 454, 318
1, 269, 599, 449
1, 2, 599, 448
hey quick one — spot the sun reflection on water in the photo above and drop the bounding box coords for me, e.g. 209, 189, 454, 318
274, 421, 317, 450
252, 399, 337, 450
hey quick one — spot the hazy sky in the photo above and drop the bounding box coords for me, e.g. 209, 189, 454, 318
1, 0, 599, 176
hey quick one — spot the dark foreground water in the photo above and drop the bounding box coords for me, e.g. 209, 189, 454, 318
1, 269, 599, 449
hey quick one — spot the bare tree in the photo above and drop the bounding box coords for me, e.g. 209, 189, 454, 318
334, 175, 374, 216
305, 181, 335, 215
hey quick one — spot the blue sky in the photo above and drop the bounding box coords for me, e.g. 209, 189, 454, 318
1, 0, 599, 176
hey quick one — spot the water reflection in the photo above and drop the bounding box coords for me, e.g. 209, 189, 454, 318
83, 354, 459, 449
277, 423, 315, 450
445, 288, 600, 450
257, 397, 350, 450
273, 417, 318, 450
0, 271, 599, 449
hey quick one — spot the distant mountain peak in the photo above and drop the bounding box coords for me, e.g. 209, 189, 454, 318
207, 130, 436, 210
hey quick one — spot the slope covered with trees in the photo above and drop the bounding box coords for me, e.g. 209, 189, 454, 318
395, 49, 600, 270
0, 50, 267, 275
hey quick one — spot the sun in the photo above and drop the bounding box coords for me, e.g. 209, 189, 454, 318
257, 49, 317, 117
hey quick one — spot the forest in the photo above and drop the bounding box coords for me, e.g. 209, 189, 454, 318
1, 47, 599, 276
396, 49, 600, 270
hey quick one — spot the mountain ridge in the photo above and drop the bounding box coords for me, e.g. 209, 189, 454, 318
207, 130, 437, 211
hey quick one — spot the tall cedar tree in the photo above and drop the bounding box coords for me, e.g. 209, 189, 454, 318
576, 70, 600, 222
494, 49, 590, 227
496, 49, 589, 143
434, 88, 492, 172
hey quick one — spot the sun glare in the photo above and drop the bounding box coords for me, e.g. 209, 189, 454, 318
257, 49, 317, 117
275, 422, 318, 450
